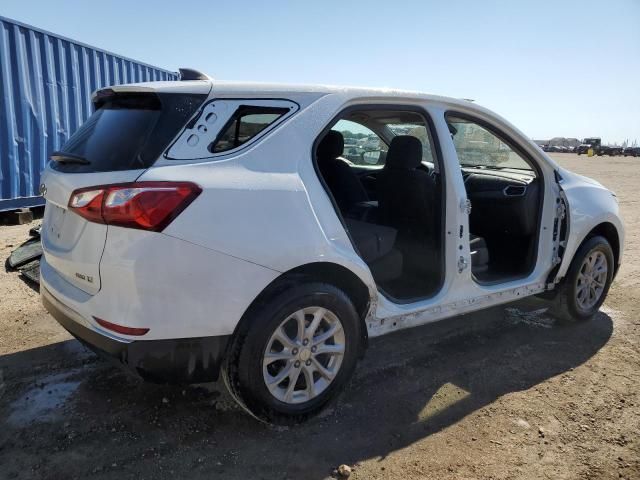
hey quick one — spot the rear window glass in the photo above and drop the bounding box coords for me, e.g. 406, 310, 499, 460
52, 92, 206, 173
210, 106, 289, 153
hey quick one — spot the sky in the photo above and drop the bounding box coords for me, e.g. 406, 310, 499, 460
2, 0, 639, 144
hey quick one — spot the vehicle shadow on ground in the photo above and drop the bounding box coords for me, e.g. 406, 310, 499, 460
0, 301, 613, 479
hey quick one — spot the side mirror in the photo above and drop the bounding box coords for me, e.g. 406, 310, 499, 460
361, 150, 382, 165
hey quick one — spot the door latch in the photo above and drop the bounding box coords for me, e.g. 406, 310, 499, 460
458, 255, 469, 273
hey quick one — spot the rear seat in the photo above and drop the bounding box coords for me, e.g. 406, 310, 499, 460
346, 219, 395, 263
345, 219, 403, 282
347, 219, 488, 280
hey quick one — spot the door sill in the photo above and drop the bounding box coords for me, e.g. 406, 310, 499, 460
472, 269, 534, 287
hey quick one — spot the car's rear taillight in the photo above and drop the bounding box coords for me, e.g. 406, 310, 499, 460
68, 182, 201, 231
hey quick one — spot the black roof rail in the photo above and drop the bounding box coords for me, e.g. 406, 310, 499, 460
179, 68, 211, 81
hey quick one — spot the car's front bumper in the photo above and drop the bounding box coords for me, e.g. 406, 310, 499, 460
42, 285, 230, 384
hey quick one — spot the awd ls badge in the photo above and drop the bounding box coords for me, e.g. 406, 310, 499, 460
75, 272, 94, 283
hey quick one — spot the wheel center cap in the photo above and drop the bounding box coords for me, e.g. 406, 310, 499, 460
299, 348, 311, 361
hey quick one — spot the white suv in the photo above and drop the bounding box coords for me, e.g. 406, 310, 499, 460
40, 72, 624, 423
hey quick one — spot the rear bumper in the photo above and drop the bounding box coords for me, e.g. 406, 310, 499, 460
42, 286, 230, 384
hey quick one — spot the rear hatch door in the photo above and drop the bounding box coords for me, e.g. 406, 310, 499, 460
41, 89, 207, 294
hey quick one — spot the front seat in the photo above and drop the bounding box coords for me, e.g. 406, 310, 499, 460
377, 135, 435, 236
317, 130, 369, 212
470, 234, 490, 274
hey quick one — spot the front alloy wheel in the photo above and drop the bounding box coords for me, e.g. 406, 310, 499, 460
575, 251, 608, 310
549, 235, 614, 322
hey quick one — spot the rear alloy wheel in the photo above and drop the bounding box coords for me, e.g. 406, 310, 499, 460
224, 282, 362, 424
549, 235, 614, 323
263, 306, 345, 404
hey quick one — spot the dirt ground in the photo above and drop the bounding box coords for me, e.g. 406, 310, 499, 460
0, 153, 638, 480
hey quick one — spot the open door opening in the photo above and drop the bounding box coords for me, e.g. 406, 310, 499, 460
446, 114, 543, 283
315, 108, 445, 301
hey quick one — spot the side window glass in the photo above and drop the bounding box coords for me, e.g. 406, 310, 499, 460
446, 115, 535, 173
333, 120, 387, 166
166, 99, 298, 160
211, 107, 289, 153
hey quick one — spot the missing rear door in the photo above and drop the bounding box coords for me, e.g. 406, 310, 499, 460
315, 106, 445, 302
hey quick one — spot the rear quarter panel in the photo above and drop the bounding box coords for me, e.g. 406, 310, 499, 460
97, 227, 280, 339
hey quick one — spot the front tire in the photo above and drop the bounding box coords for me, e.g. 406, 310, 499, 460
549, 236, 614, 323
223, 282, 362, 424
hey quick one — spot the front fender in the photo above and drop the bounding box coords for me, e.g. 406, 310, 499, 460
557, 169, 624, 279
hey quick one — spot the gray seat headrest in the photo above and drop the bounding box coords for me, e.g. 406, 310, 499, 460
385, 135, 422, 169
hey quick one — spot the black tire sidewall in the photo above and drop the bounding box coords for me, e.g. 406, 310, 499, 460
233, 283, 361, 423
563, 235, 614, 320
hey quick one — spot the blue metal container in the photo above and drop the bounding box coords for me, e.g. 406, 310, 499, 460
0, 16, 179, 211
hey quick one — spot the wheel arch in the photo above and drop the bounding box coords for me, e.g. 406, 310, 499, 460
230, 262, 373, 356
584, 222, 621, 276
543, 220, 621, 301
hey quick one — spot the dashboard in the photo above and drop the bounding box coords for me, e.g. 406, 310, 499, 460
461, 167, 540, 237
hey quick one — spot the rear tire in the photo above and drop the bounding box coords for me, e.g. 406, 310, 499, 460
549, 236, 614, 323
223, 282, 362, 424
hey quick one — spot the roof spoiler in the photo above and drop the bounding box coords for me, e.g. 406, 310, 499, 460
91, 85, 156, 103
179, 68, 213, 81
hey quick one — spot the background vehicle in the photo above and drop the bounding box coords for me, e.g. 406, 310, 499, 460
623, 146, 640, 157
40, 75, 624, 423
576, 138, 622, 156
604, 146, 623, 156
576, 137, 601, 155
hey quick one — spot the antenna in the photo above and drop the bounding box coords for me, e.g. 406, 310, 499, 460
179, 68, 212, 81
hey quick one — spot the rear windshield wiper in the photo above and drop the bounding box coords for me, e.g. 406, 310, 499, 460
51, 151, 91, 165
